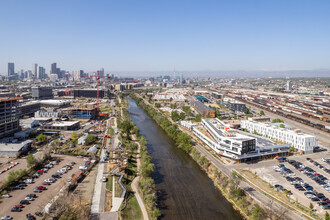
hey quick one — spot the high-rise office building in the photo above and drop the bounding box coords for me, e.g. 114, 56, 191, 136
37, 66, 45, 79
8, 63, 15, 76
286, 80, 292, 91
33, 64, 38, 78
51, 63, 57, 74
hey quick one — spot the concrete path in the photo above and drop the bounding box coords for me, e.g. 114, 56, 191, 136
111, 175, 124, 212
91, 148, 106, 213
131, 139, 149, 220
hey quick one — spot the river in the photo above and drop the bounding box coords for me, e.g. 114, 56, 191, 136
127, 98, 243, 220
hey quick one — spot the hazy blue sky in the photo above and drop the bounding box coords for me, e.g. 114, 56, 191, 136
1, 0, 330, 74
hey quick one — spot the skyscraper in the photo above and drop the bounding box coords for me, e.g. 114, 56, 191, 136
8, 63, 15, 76
33, 64, 38, 79
51, 63, 57, 74
286, 80, 292, 91
37, 66, 45, 79
99, 68, 104, 77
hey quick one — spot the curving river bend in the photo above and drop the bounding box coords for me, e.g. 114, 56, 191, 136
127, 98, 242, 220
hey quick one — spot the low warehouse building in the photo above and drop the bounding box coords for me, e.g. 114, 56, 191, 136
42, 121, 80, 131
0, 140, 32, 157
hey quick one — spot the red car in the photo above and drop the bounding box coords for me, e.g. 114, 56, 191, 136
36, 186, 47, 190
13, 204, 24, 208
37, 170, 46, 173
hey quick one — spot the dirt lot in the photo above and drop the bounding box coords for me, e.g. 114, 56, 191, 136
0, 155, 84, 219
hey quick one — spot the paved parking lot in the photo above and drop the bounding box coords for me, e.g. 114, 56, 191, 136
232, 151, 330, 215
0, 155, 84, 219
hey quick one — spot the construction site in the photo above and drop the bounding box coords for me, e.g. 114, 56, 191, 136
62, 103, 99, 120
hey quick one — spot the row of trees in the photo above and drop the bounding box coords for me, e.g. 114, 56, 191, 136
133, 95, 193, 154
138, 136, 161, 219
133, 93, 286, 220
116, 96, 160, 219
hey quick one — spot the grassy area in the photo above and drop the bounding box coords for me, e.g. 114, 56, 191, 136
100, 106, 111, 112
115, 176, 123, 197
121, 190, 143, 220
106, 174, 112, 192
108, 127, 115, 135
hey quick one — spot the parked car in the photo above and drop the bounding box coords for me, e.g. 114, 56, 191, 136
27, 194, 36, 198
1, 216, 13, 220
2, 194, 12, 198
13, 205, 24, 209
25, 196, 34, 201
20, 200, 30, 205
11, 207, 22, 212
33, 189, 42, 193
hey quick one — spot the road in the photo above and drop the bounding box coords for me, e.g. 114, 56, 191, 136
90, 119, 110, 214
0, 155, 84, 219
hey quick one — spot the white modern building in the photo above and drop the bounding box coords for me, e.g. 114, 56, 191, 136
182, 118, 289, 162
241, 118, 317, 154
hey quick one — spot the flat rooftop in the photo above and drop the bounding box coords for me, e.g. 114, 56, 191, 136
48, 121, 79, 127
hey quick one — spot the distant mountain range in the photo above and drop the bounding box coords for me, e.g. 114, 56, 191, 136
115, 69, 330, 78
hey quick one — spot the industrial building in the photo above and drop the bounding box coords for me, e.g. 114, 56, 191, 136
0, 140, 32, 157
73, 89, 110, 98
181, 118, 289, 162
153, 93, 186, 102
223, 98, 246, 113
191, 101, 215, 118
0, 97, 22, 138
212, 92, 222, 99
193, 95, 209, 103
41, 121, 80, 131
62, 104, 98, 119
32, 86, 53, 100
241, 118, 317, 154
20, 101, 41, 117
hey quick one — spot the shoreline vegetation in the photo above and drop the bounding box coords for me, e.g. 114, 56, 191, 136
117, 95, 160, 220
129, 92, 288, 220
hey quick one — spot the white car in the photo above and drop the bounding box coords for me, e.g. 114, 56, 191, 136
25, 196, 34, 201
79, 166, 87, 170
322, 158, 327, 162
102, 177, 107, 182
24, 179, 33, 184
1, 216, 13, 220
2, 194, 11, 198
45, 178, 55, 183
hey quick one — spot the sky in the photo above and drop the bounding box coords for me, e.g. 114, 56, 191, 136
0, 0, 330, 75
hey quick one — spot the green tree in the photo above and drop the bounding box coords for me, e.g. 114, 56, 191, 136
26, 155, 37, 168
171, 111, 180, 121
227, 116, 232, 120
245, 107, 250, 114
251, 204, 265, 220
36, 134, 47, 143
280, 124, 285, 128
182, 106, 191, 115
85, 134, 96, 145
260, 110, 265, 116
194, 114, 202, 122
326, 212, 330, 220
71, 132, 78, 140
155, 103, 161, 108
310, 202, 314, 210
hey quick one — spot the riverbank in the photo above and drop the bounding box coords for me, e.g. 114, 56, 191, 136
129, 93, 292, 220
127, 96, 242, 220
